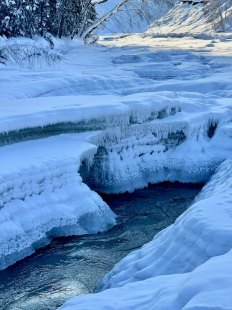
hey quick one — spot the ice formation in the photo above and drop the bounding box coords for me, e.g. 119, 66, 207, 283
1, 91, 232, 194
0, 133, 116, 270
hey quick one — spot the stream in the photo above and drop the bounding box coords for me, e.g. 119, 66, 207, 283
0, 182, 202, 310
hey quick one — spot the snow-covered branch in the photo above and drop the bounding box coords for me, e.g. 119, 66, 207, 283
81, 0, 130, 38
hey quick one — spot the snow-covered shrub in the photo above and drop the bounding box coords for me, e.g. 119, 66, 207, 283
0, 36, 63, 67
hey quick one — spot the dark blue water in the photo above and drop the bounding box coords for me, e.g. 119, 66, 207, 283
0, 183, 202, 310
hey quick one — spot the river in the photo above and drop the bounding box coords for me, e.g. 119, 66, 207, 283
0, 182, 202, 310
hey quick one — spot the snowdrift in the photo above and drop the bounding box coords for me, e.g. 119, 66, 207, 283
0, 36, 83, 67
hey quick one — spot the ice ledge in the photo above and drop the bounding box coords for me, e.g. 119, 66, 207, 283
0, 133, 116, 270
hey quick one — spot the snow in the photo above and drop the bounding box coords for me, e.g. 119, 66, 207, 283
96, 0, 173, 34
0, 133, 116, 270
146, 2, 214, 38
146, 1, 232, 38
59, 159, 232, 310
0, 8, 232, 308
0, 36, 232, 270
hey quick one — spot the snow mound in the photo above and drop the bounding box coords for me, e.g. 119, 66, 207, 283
0, 133, 116, 270
59, 159, 232, 309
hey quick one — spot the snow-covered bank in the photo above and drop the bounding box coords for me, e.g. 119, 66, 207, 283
0, 133, 116, 270
60, 251, 232, 309
146, 2, 214, 38
0, 91, 231, 270
146, 1, 232, 39
59, 159, 232, 310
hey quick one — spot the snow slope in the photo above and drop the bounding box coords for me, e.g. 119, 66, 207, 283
146, 1, 214, 38
60, 158, 232, 309
146, 1, 232, 38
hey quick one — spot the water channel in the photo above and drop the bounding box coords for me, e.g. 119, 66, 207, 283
0, 182, 202, 310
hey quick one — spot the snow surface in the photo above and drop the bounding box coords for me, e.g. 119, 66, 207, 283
60, 159, 232, 309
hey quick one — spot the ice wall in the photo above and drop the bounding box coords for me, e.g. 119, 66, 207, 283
81, 94, 232, 193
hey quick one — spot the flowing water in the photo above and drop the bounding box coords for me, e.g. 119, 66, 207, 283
0, 183, 202, 310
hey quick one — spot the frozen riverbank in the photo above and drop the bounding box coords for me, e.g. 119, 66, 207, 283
0, 133, 116, 270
